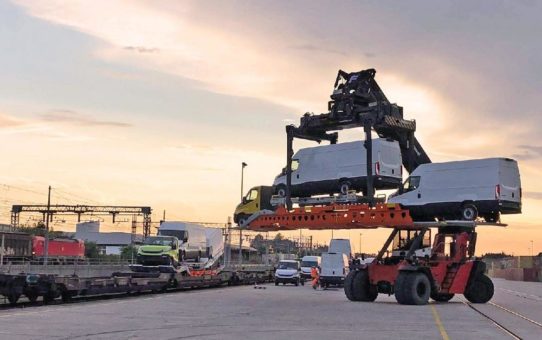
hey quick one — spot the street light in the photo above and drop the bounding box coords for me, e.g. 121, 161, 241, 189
239, 162, 247, 265
241, 162, 248, 201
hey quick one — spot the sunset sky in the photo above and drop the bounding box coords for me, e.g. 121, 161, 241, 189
1, 0, 541, 255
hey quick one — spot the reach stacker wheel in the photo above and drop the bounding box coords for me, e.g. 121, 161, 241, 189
344, 270, 377, 302
430, 292, 454, 302
464, 274, 494, 303
395, 272, 431, 305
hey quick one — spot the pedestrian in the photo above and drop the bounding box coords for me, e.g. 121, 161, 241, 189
310, 266, 320, 290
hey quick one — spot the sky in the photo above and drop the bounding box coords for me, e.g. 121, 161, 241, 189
1, 0, 541, 255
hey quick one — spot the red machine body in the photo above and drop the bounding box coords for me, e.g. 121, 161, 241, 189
32, 236, 85, 259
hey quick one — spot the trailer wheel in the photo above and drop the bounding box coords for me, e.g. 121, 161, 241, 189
352, 270, 377, 302
395, 272, 430, 305
344, 270, 357, 301
26, 292, 39, 303
7, 293, 20, 305
431, 292, 454, 302
464, 274, 494, 303
460, 204, 478, 221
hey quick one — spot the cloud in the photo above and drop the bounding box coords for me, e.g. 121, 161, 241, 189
512, 145, 542, 161
0, 114, 24, 128
524, 192, 542, 200
40, 110, 132, 128
123, 46, 159, 53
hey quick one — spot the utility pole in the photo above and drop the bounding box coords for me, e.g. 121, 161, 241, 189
44, 185, 51, 266
239, 162, 247, 265
241, 162, 247, 200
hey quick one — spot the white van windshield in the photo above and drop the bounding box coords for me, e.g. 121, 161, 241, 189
403, 176, 421, 193
278, 262, 298, 270
300, 261, 317, 267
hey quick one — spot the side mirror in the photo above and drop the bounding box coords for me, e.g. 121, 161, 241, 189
183, 237, 188, 243
171, 243, 177, 250
242, 198, 248, 204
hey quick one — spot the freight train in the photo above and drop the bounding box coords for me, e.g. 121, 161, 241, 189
0, 231, 85, 264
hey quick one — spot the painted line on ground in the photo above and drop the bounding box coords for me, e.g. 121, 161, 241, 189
430, 304, 450, 340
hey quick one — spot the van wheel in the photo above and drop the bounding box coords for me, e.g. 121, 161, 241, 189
484, 212, 499, 223
460, 204, 478, 221
237, 214, 248, 226
339, 181, 351, 195
275, 185, 287, 198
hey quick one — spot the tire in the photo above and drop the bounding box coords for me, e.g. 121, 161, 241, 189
275, 281, 279, 286
339, 181, 352, 195
275, 185, 287, 198
26, 292, 39, 303
460, 204, 478, 221
344, 270, 357, 301
301, 279, 305, 286
237, 214, 248, 227
7, 293, 20, 305
395, 272, 430, 305
484, 212, 499, 223
464, 274, 494, 303
295, 280, 299, 287
352, 270, 378, 302
431, 292, 455, 302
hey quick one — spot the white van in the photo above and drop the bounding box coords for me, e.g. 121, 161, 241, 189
320, 252, 350, 287
274, 260, 302, 286
329, 239, 352, 258
300, 255, 321, 279
158, 222, 207, 261
273, 139, 402, 197
389, 158, 522, 222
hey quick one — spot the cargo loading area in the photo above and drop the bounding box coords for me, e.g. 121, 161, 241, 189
1, 279, 540, 340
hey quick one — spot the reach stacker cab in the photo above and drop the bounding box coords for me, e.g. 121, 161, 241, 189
234, 186, 274, 225
345, 224, 493, 305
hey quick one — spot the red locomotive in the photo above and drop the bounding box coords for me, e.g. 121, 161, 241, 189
32, 236, 85, 262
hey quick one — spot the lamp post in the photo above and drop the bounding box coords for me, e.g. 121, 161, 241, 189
241, 162, 247, 201
240, 162, 247, 264
359, 233, 363, 256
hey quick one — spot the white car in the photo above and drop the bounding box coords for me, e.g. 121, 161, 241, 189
273, 139, 402, 197
274, 260, 302, 286
389, 158, 522, 221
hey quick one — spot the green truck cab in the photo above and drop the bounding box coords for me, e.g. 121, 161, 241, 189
233, 186, 274, 225
136, 235, 180, 267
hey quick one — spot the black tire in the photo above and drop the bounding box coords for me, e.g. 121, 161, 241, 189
275, 185, 287, 198
484, 212, 499, 223
275, 281, 279, 286
464, 274, 494, 303
339, 181, 352, 195
344, 270, 357, 301
26, 292, 39, 303
431, 292, 455, 302
395, 272, 430, 305
295, 280, 299, 287
237, 214, 249, 227
351, 270, 377, 302
7, 293, 20, 305
301, 279, 305, 286
460, 203, 478, 221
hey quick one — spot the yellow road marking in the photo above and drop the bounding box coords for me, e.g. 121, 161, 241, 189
431, 304, 450, 340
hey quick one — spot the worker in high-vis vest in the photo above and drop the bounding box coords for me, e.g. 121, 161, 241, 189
310, 266, 320, 290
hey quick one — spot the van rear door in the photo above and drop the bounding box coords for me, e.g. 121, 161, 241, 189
498, 159, 521, 203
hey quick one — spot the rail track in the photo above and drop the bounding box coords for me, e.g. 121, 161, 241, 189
463, 299, 542, 339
